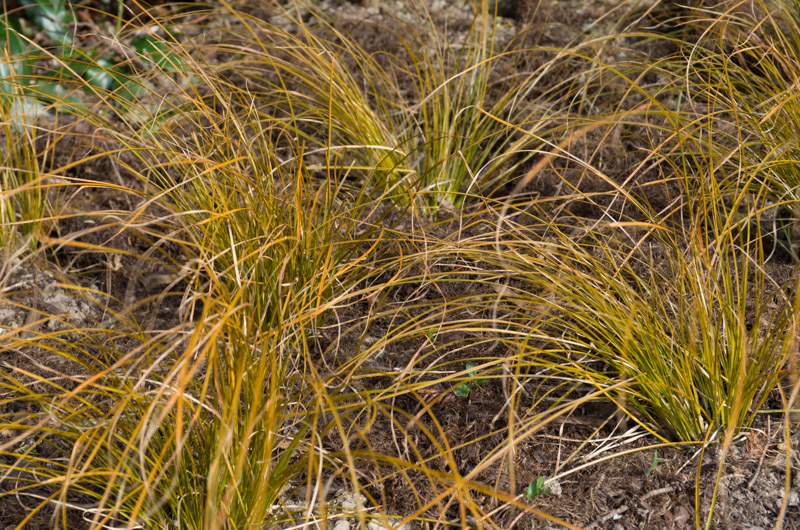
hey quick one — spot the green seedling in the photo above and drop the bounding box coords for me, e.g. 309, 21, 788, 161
453, 362, 487, 397
646, 450, 660, 476
525, 477, 551, 501
424, 327, 437, 343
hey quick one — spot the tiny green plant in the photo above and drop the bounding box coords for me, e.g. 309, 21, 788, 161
453, 362, 487, 397
646, 450, 659, 476
525, 477, 552, 501
424, 327, 437, 343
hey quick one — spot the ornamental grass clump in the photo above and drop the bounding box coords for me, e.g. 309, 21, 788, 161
680, 0, 800, 259
0, 115, 44, 251
492, 206, 798, 443
0, 22, 45, 250
0, 6, 380, 527
199, 0, 597, 213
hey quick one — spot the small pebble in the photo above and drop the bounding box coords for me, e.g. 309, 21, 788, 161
545, 478, 562, 497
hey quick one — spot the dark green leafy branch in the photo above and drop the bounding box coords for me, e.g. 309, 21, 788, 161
0, 0, 188, 123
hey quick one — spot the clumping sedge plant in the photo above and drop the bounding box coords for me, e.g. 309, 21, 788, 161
85, 85, 383, 527
204, 0, 584, 213
682, 0, 800, 258
0, 14, 43, 250
0, 115, 44, 250
497, 208, 797, 442
0, 6, 379, 528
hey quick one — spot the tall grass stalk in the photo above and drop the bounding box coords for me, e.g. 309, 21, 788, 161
0, 97, 45, 250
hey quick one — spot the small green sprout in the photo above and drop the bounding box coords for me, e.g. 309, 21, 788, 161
525, 477, 551, 501
453, 362, 487, 397
424, 327, 437, 342
646, 449, 659, 476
